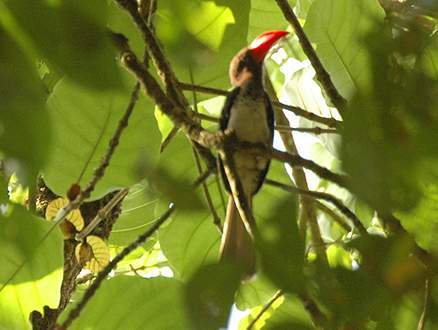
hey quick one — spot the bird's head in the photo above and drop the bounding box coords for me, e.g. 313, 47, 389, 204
229, 30, 289, 87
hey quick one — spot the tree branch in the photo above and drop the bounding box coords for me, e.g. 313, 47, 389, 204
275, 0, 347, 111
178, 82, 341, 128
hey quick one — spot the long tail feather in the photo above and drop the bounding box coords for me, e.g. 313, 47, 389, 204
219, 197, 255, 278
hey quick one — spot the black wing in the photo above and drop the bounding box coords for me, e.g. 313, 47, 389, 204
219, 87, 241, 131
218, 87, 241, 193
252, 93, 275, 194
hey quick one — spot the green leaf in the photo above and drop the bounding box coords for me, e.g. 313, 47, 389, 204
185, 262, 243, 330
139, 161, 204, 211
236, 274, 278, 310
341, 27, 438, 212
0, 204, 63, 285
397, 180, 438, 254
255, 192, 304, 294
423, 34, 438, 79
311, 235, 425, 327
0, 269, 63, 330
0, 27, 50, 184
0, 204, 63, 329
240, 294, 313, 330
156, 0, 249, 94
43, 76, 161, 200
262, 294, 313, 330
296, 0, 314, 19
64, 277, 191, 330
247, 0, 289, 42
304, 0, 385, 99
6, 0, 122, 90
158, 133, 222, 279
109, 182, 159, 246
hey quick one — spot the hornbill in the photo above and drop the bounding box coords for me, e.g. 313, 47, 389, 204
218, 30, 289, 277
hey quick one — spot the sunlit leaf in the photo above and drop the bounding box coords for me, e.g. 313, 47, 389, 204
0, 269, 63, 330
0, 204, 63, 285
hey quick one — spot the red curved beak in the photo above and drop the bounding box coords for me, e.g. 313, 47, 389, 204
249, 30, 289, 63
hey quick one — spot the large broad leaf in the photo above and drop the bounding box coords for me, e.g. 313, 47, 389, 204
0, 205, 63, 285
0, 269, 63, 330
158, 133, 222, 279
0, 27, 49, 184
43, 76, 161, 200
5, 0, 121, 90
303, 0, 385, 100
185, 263, 243, 330
65, 277, 190, 330
0, 205, 63, 330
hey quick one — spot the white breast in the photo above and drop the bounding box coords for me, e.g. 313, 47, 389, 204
227, 97, 271, 143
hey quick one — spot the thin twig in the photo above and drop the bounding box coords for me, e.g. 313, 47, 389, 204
314, 201, 351, 232
247, 290, 283, 329
178, 82, 341, 128
160, 126, 180, 153
58, 205, 175, 330
190, 72, 222, 233
275, 0, 347, 111
192, 167, 215, 187
265, 179, 367, 235
275, 125, 338, 135
417, 277, 430, 330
